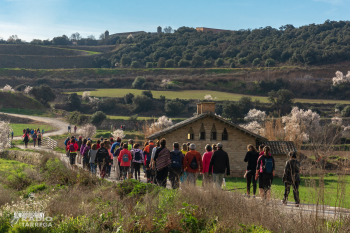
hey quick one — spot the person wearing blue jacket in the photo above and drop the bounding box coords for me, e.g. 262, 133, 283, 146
110, 137, 121, 154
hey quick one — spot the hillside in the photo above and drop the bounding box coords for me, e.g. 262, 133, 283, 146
95, 20, 350, 68
0, 91, 46, 110
0, 44, 115, 69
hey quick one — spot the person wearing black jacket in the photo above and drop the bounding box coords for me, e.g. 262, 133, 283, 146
282, 151, 301, 207
95, 141, 111, 179
244, 144, 259, 197
256, 146, 275, 200
209, 143, 230, 189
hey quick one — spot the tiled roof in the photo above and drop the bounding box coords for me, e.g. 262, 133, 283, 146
257, 141, 296, 155
147, 112, 268, 141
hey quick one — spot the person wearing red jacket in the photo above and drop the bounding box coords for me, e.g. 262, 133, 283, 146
68, 139, 79, 167
183, 144, 203, 186
202, 144, 213, 187
118, 143, 132, 180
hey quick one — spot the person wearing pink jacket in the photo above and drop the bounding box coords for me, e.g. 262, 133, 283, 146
202, 144, 213, 187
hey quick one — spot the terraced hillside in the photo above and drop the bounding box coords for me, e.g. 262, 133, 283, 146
0, 44, 116, 69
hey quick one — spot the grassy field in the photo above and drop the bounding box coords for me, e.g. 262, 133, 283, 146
71, 88, 350, 104
196, 174, 350, 208
10, 123, 57, 136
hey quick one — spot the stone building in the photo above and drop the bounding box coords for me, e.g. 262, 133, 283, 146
196, 27, 233, 33
147, 102, 296, 177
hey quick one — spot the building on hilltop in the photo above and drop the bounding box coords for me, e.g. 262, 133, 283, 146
147, 102, 296, 177
196, 27, 233, 33
104, 26, 162, 39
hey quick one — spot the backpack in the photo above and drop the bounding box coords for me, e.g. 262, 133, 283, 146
114, 147, 121, 157
122, 153, 129, 162
263, 157, 273, 174
69, 143, 75, 152
24, 134, 28, 141
83, 149, 90, 162
134, 151, 141, 161
38, 134, 41, 139
171, 152, 182, 168
189, 156, 198, 170
146, 145, 154, 162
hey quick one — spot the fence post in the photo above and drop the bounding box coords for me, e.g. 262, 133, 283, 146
7, 138, 12, 148
43, 137, 58, 150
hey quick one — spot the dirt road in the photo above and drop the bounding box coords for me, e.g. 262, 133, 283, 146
1, 112, 70, 140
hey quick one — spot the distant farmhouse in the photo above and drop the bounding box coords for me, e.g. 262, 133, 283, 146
104, 26, 162, 39
196, 27, 233, 33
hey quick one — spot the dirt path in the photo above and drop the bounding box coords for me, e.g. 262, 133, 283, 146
1, 112, 70, 140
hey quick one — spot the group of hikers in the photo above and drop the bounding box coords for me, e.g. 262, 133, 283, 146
21, 127, 44, 148
64, 136, 301, 206
244, 144, 301, 207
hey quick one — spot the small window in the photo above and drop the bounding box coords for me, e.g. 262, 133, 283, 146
199, 123, 205, 140
188, 127, 194, 140
222, 128, 228, 141
210, 124, 217, 140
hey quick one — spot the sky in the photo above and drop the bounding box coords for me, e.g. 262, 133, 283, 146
0, 0, 349, 42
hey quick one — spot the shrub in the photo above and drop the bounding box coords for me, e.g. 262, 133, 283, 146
29, 84, 56, 105
178, 59, 191, 67
96, 98, 117, 112
132, 95, 153, 112
165, 59, 175, 68
165, 99, 185, 116
91, 111, 107, 125
124, 93, 134, 104
132, 76, 146, 89
341, 106, 350, 117
238, 58, 248, 65
66, 93, 81, 110
146, 62, 153, 68
142, 90, 153, 98
265, 58, 276, 66
130, 61, 140, 68
204, 60, 212, 67
252, 58, 261, 66
158, 57, 166, 68
230, 62, 236, 68
215, 58, 224, 67
335, 103, 345, 111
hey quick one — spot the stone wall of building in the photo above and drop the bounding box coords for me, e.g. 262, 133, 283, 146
152, 116, 288, 177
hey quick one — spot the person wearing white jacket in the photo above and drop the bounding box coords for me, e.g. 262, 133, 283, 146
131, 144, 144, 181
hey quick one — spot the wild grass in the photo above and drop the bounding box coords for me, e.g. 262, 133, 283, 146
70, 88, 350, 104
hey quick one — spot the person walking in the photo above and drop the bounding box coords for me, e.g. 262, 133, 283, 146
96, 140, 101, 149
82, 141, 92, 170
209, 143, 230, 189
79, 139, 87, 165
89, 144, 98, 175
180, 143, 188, 183
150, 140, 160, 184
42, 129, 44, 135
113, 139, 122, 180
96, 141, 111, 179
32, 132, 37, 147
37, 132, 42, 147
11, 131, 14, 140
118, 143, 132, 180
202, 144, 213, 187
282, 151, 301, 207
68, 125, 71, 133
244, 144, 259, 198
74, 125, 77, 133
256, 146, 275, 200
22, 132, 30, 148
68, 139, 79, 168
131, 143, 144, 181
168, 142, 184, 189
183, 143, 203, 186
154, 138, 171, 188
143, 140, 155, 183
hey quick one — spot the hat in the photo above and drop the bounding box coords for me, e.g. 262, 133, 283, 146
110, 137, 114, 141
87, 138, 91, 141
79, 136, 82, 139
189, 143, 196, 150
217, 143, 223, 148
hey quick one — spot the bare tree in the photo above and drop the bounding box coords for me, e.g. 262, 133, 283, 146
70, 32, 81, 41
163, 26, 173, 33
78, 124, 96, 139
99, 33, 105, 40
87, 35, 96, 40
